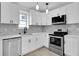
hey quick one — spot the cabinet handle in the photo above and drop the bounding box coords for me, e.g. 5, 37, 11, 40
28, 39, 31, 43
10, 20, 13, 24
12, 20, 13, 24
10, 20, 11, 23
36, 38, 38, 41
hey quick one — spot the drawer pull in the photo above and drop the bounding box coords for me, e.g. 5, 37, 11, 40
28, 39, 31, 43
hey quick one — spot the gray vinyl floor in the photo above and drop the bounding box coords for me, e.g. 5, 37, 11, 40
25, 47, 59, 56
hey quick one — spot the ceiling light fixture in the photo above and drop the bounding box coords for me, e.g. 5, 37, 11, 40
46, 9, 48, 14
36, 2, 39, 10
46, 3, 49, 14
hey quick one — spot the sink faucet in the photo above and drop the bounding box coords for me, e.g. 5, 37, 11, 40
24, 27, 27, 34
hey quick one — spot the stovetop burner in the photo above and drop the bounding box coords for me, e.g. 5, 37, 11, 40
49, 31, 68, 37
49, 34, 64, 37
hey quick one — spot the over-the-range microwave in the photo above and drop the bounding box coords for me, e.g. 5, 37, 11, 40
52, 14, 66, 25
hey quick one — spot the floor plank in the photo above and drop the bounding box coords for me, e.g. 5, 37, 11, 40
24, 47, 59, 56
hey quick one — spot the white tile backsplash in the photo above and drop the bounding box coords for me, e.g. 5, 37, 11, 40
0, 23, 79, 36
0, 24, 19, 35
0, 24, 43, 36
44, 24, 79, 35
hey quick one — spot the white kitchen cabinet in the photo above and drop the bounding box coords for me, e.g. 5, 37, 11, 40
30, 10, 37, 25
30, 10, 52, 25
41, 13, 47, 25
46, 13, 52, 25
30, 10, 42, 25
41, 33, 49, 48
0, 2, 19, 24
57, 6, 66, 16
48, 3, 79, 24
22, 35, 36, 55
65, 3, 79, 24
49, 8, 59, 18
3, 37, 21, 56
0, 40, 2, 56
41, 13, 51, 25
22, 35, 32, 55
64, 35, 79, 56
22, 35, 44, 55
35, 35, 43, 48
9, 3, 19, 24
37, 12, 42, 25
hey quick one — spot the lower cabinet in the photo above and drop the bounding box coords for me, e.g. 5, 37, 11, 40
22, 35, 44, 55
64, 35, 79, 56
40, 33, 49, 48
1, 37, 21, 56
34, 35, 43, 49
22, 36, 37, 55
0, 40, 2, 56
22, 36, 31, 55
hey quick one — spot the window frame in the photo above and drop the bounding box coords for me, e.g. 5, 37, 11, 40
18, 10, 29, 29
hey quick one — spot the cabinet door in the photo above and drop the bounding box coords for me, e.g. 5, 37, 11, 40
3, 38, 21, 56
1, 2, 19, 24
64, 36, 79, 56
1, 2, 11, 24
35, 36, 43, 48
22, 36, 29, 55
9, 3, 19, 24
41, 33, 49, 48
30, 10, 42, 25
9, 39, 18, 56
22, 36, 33, 55
46, 13, 52, 25
41, 13, 47, 25
66, 3, 79, 24
36, 12, 42, 25
57, 7, 66, 15
30, 10, 37, 25
9, 38, 21, 56
3, 39, 10, 56
0, 40, 2, 56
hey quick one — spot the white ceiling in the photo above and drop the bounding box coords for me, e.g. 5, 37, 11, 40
17, 2, 72, 12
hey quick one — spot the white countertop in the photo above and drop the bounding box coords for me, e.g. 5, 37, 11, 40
65, 34, 79, 37
0, 32, 49, 40
0, 34, 21, 40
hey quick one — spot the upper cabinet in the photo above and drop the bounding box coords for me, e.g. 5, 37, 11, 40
46, 13, 52, 25
0, 2, 19, 24
49, 6, 66, 18
30, 10, 42, 25
65, 3, 79, 24
41, 13, 47, 25
30, 10, 52, 25
57, 6, 66, 16
49, 3, 79, 24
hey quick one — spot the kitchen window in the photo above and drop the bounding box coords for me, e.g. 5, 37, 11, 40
19, 10, 29, 29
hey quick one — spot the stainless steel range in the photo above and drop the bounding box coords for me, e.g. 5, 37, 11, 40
49, 30, 68, 56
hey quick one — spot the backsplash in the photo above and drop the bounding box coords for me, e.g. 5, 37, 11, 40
0, 24, 43, 35
0, 24, 19, 35
27, 25, 43, 33
1, 23, 79, 35
44, 24, 79, 35
19, 25, 43, 34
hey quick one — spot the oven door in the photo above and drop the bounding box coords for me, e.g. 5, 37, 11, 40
49, 36, 63, 50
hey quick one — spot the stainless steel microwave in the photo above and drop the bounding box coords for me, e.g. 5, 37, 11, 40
52, 14, 66, 25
